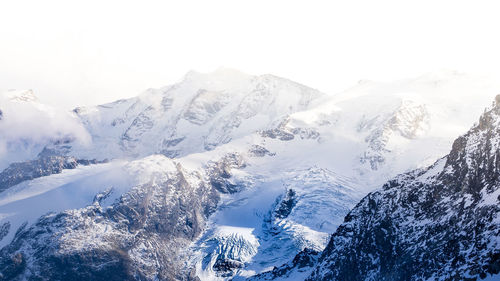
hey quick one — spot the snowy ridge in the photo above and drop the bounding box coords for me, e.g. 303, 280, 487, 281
68, 68, 324, 160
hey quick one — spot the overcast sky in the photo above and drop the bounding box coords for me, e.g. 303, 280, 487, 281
1, 0, 500, 108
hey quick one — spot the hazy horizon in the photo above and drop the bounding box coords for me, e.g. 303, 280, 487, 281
2, 0, 500, 109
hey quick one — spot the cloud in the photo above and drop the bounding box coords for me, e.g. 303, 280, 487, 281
0, 90, 91, 169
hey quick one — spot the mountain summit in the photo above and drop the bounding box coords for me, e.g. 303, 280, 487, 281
69, 69, 324, 160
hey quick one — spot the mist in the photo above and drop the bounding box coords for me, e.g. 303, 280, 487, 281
0, 90, 91, 170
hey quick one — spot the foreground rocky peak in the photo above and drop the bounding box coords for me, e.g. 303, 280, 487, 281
303, 96, 500, 280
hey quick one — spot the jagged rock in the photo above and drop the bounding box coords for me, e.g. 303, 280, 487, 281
249, 248, 320, 280
213, 258, 244, 277
274, 189, 297, 219
69, 69, 323, 160
0, 161, 221, 281
0, 157, 78, 192
261, 128, 295, 141
3, 72, 500, 281
0, 223, 9, 242
183, 89, 230, 125
248, 145, 275, 157
207, 153, 246, 194
291, 127, 320, 140
261, 118, 320, 142
0, 156, 105, 193
359, 100, 430, 171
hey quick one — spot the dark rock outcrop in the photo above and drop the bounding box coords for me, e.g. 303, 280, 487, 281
0, 156, 105, 193
249, 248, 320, 280
274, 189, 297, 219
207, 153, 246, 194
213, 258, 244, 277
248, 145, 275, 157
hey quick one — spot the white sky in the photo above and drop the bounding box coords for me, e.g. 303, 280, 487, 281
1, 0, 500, 108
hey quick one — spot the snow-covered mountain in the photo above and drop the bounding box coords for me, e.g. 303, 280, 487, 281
0, 69, 499, 280
257, 95, 500, 281
67, 68, 323, 160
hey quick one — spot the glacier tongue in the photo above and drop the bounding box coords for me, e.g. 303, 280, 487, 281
186, 145, 364, 280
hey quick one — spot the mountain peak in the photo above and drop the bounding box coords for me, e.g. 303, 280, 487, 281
182, 67, 252, 85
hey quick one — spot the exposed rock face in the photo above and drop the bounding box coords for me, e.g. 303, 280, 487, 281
0, 156, 104, 193
213, 257, 244, 277
261, 127, 295, 141
305, 98, 500, 280
0, 223, 9, 242
261, 119, 320, 142
183, 89, 230, 125
0, 155, 245, 281
207, 153, 246, 194
274, 189, 297, 219
120, 106, 156, 151
360, 100, 430, 170
249, 248, 320, 280
248, 145, 275, 157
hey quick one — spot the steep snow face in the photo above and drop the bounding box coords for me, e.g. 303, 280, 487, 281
301, 97, 500, 280
68, 68, 324, 160
0, 90, 91, 170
